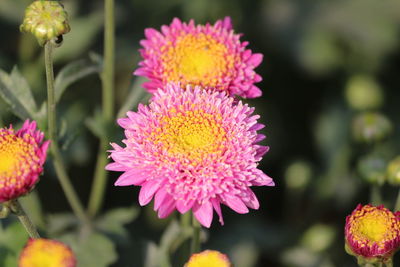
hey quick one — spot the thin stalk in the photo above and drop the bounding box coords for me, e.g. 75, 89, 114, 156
190, 216, 201, 254
87, 0, 115, 218
370, 184, 382, 206
44, 42, 90, 226
10, 200, 40, 239
394, 189, 400, 212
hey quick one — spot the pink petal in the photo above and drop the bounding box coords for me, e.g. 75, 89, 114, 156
193, 201, 213, 228
224, 194, 249, 214
211, 198, 224, 225
157, 196, 176, 218
243, 189, 260, 209
248, 53, 263, 67
246, 86, 262, 98
154, 187, 168, 211
176, 199, 195, 214
114, 169, 147, 186
138, 180, 161, 206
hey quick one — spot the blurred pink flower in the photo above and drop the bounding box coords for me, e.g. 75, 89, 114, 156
107, 83, 273, 227
0, 120, 49, 202
134, 17, 264, 98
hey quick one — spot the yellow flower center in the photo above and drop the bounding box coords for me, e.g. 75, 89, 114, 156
185, 250, 231, 267
349, 206, 400, 248
19, 239, 75, 267
0, 134, 37, 181
161, 33, 236, 88
149, 108, 226, 163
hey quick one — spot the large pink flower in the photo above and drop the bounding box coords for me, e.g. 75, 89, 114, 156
134, 17, 263, 98
106, 83, 273, 227
0, 120, 50, 202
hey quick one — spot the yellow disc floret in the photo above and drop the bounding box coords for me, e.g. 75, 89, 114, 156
149, 108, 226, 164
185, 250, 232, 267
349, 205, 400, 249
161, 33, 236, 89
19, 238, 76, 267
0, 135, 38, 189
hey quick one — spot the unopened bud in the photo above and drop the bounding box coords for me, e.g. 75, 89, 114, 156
345, 75, 383, 111
387, 156, 400, 186
20, 1, 70, 46
352, 112, 392, 144
357, 154, 387, 185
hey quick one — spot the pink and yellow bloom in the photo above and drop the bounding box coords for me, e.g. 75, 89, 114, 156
19, 238, 76, 267
0, 120, 49, 202
345, 204, 400, 263
185, 250, 232, 267
107, 83, 273, 227
135, 17, 263, 98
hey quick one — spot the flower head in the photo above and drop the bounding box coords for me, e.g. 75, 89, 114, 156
184, 250, 232, 267
135, 17, 263, 98
0, 120, 49, 202
20, 1, 70, 46
19, 238, 76, 267
107, 83, 273, 227
345, 204, 400, 262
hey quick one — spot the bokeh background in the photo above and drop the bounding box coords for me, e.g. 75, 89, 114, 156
1, 0, 400, 266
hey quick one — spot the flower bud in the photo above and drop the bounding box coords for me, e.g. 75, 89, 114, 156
357, 154, 387, 185
19, 238, 76, 267
185, 250, 232, 267
352, 112, 392, 144
387, 156, 400, 186
345, 204, 400, 265
345, 75, 383, 111
20, 1, 70, 46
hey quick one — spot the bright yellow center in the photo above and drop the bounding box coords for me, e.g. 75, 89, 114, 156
19, 239, 75, 267
350, 206, 400, 248
0, 135, 34, 177
186, 250, 231, 267
149, 108, 226, 163
161, 33, 236, 88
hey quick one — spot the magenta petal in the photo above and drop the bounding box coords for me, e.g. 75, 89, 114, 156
176, 199, 195, 214
114, 169, 147, 186
246, 86, 262, 98
193, 201, 213, 228
138, 180, 161, 206
154, 187, 168, 211
224, 194, 249, 214
243, 189, 260, 209
211, 198, 224, 225
158, 196, 176, 218
248, 53, 263, 67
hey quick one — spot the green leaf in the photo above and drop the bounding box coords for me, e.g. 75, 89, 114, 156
95, 206, 139, 236
54, 58, 101, 103
0, 222, 29, 253
10, 67, 38, 114
117, 76, 149, 118
85, 109, 106, 138
60, 232, 117, 267
0, 67, 37, 120
54, 11, 104, 63
46, 213, 79, 236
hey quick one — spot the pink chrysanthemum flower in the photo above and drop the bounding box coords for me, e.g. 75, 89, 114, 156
19, 238, 76, 267
185, 250, 232, 267
134, 17, 263, 98
0, 120, 49, 202
345, 204, 400, 264
106, 83, 274, 228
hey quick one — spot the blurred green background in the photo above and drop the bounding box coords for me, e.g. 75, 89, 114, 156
1, 0, 400, 266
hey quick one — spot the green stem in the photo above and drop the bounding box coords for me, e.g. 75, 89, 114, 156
10, 200, 40, 239
190, 216, 201, 254
370, 184, 382, 206
394, 189, 400, 212
87, 0, 115, 218
44, 42, 90, 226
